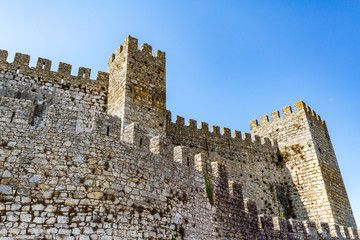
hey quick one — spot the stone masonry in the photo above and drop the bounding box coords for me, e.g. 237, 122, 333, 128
0, 35, 358, 239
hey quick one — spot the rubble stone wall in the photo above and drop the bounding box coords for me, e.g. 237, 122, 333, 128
0, 49, 108, 129
165, 111, 294, 219
0, 35, 358, 238
250, 101, 357, 228
0, 97, 358, 239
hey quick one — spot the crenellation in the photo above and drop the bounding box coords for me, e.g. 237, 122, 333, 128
140, 43, 152, 55
108, 52, 115, 64
304, 220, 318, 237
188, 118, 197, 129
77, 67, 91, 80
222, 127, 231, 138
154, 50, 166, 68
282, 105, 293, 116
0, 50, 109, 88
249, 119, 259, 129
175, 115, 185, 125
259, 215, 275, 231
0, 49, 8, 62
199, 121, 209, 132
58, 61, 72, 75
243, 132, 252, 144
316, 113, 321, 121
233, 129, 242, 140
311, 109, 317, 117
0, 35, 357, 239
93, 111, 122, 139
271, 110, 281, 120
228, 181, 243, 202
211, 125, 220, 135
260, 114, 269, 124
194, 153, 210, 173
123, 122, 150, 150
13, 52, 30, 67
173, 145, 194, 168
211, 161, 227, 179
294, 100, 307, 112
150, 135, 173, 159
123, 35, 139, 53
351, 227, 360, 240
36, 57, 52, 71
273, 217, 288, 232
115, 45, 123, 55
244, 198, 258, 216
252, 134, 261, 144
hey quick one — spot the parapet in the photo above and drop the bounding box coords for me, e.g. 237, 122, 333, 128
166, 110, 277, 151
108, 35, 166, 70
123, 123, 150, 150
250, 100, 327, 130
0, 49, 109, 93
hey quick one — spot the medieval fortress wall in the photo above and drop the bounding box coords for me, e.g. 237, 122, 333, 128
0, 35, 358, 239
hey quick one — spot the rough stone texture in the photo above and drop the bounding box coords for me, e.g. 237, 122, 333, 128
107, 36, 166, 137
250, 101, 356, 228
0, 36, 357, 239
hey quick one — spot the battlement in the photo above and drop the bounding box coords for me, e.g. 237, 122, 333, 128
108, 35, 165, 70
166, 110, 276, 151
0, 49, 109, 92
250, 100, 327, 130
0, 36, 357, 239
0, 95, 358, 239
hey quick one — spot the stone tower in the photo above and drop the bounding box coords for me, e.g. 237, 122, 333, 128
250, 101, 357, 228
107, 35, 166, 137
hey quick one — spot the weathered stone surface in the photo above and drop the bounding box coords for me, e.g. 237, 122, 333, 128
0, 35, 356, 239
0, 185, 12, 195
87, 192, 103, 199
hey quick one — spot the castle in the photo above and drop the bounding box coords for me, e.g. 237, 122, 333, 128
0, 35, 358, 239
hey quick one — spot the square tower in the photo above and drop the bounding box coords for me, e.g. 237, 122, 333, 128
250, 101, 356, 228
107, 36, 166, 137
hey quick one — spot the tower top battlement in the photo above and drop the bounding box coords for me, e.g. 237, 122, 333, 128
250, 100, 327, 130
108, 35, 166, 70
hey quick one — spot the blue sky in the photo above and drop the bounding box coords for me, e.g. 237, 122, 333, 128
1, 0, 359, 226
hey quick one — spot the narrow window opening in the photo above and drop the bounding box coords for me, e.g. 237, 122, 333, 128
16, 68, 20, 74
186, 157, 190, 167
61, 77, 64, 84
106, 126, 110, 136
83, 73, 86, 78
42, 64, 45, 70
139, 138, 143, 148
10, 112, 15, 123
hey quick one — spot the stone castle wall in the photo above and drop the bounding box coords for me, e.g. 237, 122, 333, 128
0, 96, 358, 239
165, 111, 293, 219
0, 49, 108, 129
250, 102, 356, 228
0, 35, 358, 239
306, 104, 355, 227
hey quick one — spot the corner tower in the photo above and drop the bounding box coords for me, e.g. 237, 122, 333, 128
250, 101, 356, 228
107, 36, 166, 137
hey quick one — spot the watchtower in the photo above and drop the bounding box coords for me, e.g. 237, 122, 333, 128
107, 36, 166, 137
250, 101, 356, 228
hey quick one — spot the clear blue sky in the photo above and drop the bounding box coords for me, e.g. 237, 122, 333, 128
1, 0, 359, 226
